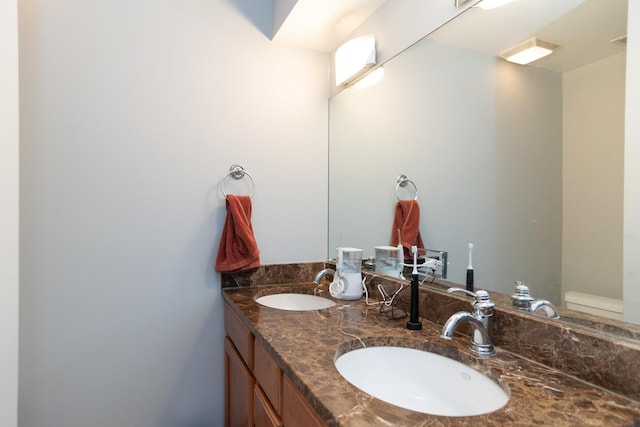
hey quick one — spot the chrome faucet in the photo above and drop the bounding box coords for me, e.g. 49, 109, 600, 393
440, 288, 495, 356
511, 281, 559, 319
313, 268, 336, 284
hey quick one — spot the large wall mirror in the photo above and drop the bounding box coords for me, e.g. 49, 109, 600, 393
329, 0, 637, 330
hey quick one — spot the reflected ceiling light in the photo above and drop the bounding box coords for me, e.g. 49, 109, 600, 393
499, 37, 559, 65
352, 67, 384, 90
474, 0, 517, 10
335, 35, 376, 88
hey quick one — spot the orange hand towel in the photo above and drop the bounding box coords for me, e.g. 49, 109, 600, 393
215, 195, 260, 272
391, 199, 425, 259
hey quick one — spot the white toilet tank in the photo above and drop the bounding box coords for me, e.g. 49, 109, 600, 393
564, 291, 623, 321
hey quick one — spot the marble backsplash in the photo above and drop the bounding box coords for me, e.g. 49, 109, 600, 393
221, 262, 640, 400
220, 261, 325, 288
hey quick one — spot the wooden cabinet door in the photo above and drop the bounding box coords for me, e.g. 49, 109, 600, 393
224, 302, 254, 370
253, 384, 283, 427
225, 337, 254, 427
254, 339, 281, 414
281, 375, 327, 427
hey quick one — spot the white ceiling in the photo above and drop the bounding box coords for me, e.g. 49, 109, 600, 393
270, 0, 628, 71
272, 0, 387, 53
429, 0, 628, 73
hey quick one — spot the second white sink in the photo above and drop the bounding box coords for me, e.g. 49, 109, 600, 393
255, 293, 336, 311
334, 346, 509, 417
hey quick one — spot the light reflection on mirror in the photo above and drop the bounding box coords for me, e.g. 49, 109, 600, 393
328, 0, 635, 329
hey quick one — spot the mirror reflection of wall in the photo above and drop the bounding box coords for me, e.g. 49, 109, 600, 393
328, 0, 627, 308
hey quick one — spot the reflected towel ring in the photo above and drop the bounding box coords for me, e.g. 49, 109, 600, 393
395, 174, 418, 201
221, 164, 255, 198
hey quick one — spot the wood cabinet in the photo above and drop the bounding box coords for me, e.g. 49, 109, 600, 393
225, 337, 254, 427
254, 384, 283, 427
224, 301, 254, 370
254, 338, 281, 413
224, 301, 327, 427
282, 376, 326, 427
224, 302, 254, 427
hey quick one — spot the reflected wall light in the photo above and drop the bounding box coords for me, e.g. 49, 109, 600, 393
335, 35, 376, 88
499, 37, 559, 65
353, 67, 385, 90
473, 0, 516, 10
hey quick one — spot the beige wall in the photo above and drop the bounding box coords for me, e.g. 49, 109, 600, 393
562, 52, 626, 300
0, 0, 19, 425
624, 0, 640, 324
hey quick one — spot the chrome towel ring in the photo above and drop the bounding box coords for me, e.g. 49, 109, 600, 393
395, 174, 418, 201
221, 164, 255, 198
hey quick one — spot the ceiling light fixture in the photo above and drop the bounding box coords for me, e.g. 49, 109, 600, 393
499, 37, 558, 65
335, 35, 376, 88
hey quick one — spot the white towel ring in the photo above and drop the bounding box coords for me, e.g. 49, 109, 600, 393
221, 164, 255, 198
395, 174, 418, 201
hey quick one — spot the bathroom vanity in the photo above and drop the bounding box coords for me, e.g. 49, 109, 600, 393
222, 263, 640, 426
224, 299, 326, 427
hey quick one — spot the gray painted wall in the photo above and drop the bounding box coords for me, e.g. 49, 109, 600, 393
18, 0, 328, 425
1, 0, 19, 425
329, 39, 562, 300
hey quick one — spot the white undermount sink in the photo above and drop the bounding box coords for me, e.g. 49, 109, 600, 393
255, 293, 336, 311
334, 346, 509, 417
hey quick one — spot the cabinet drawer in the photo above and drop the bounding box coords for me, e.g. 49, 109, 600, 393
282, 375, 327, 427
224, 301, 254, 369
254, 339, 282, 414
254, 384, 283, 427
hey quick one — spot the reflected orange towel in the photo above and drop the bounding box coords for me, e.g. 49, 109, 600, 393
391, 200, 424, 259
215, 195, 260, 272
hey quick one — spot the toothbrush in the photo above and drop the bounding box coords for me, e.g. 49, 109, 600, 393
466, 243, 474, 292
411, 246, 418, 275
406, 245, 422, 330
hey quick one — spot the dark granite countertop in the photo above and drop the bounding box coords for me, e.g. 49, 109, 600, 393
223, 282, 640, 426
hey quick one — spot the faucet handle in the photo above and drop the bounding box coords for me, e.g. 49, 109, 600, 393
447, 287, 476, 298
510, 281, 559, 319
447, 288, 495, 314
447, 287, 490, 301
470, 290, 495, 313
511, 281, 535, 309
